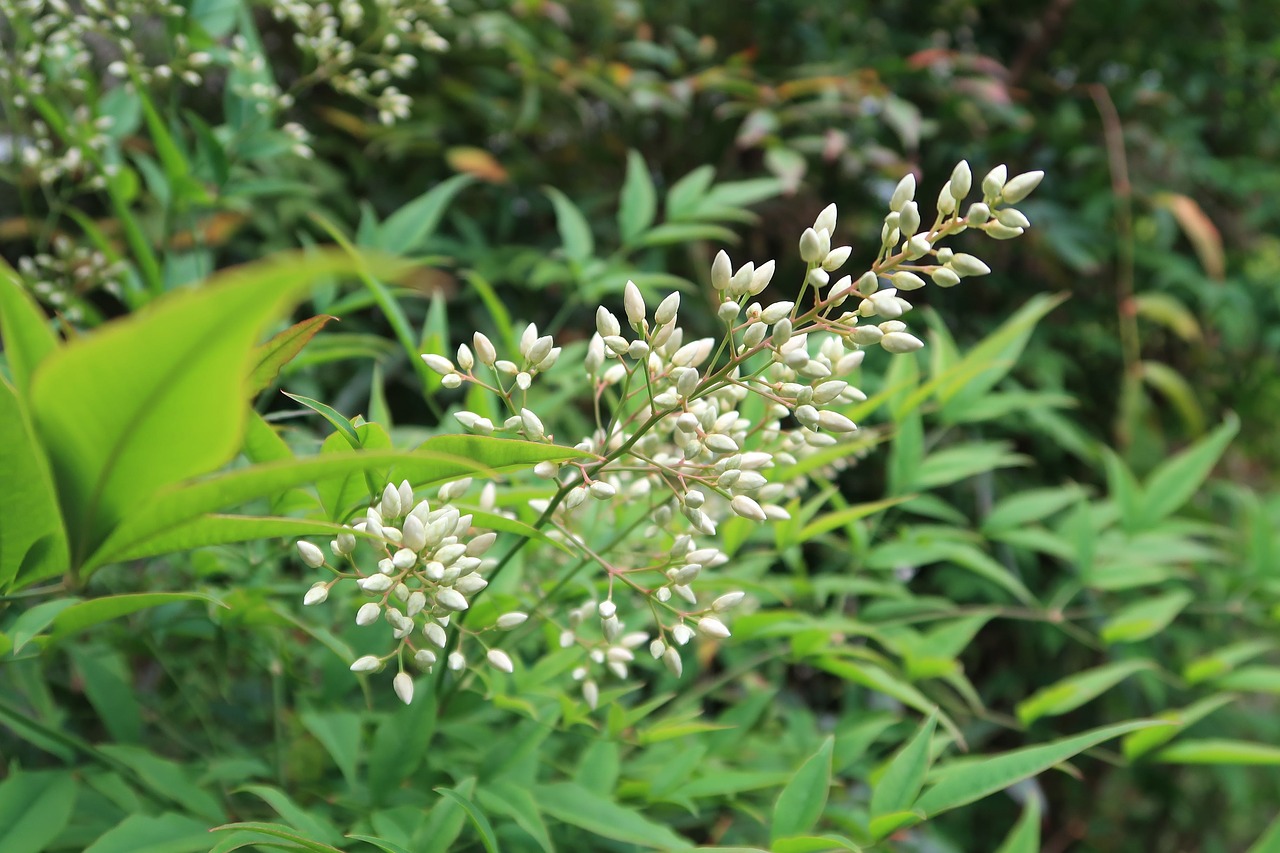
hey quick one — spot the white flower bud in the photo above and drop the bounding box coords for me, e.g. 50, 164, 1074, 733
854, 270, 879, 296
497, 612, 528, 629
406, 590, 427, 616
671, 622, 694, 645
583, 679, 599, 709
743, 322, 767, 349
717, 301, 741, 323
332, 531, 357, 556
996, 207, 1031, 229
712, 591, 746, 611
949, 253, 991, 276
393, 672, 415, 704
749, 260, 776, 294
360, 573, 394, 593
414, 649, 437, 668
655, 292, 680, 325
378, 483, 400, 519
623, 280, 645, 326
817, 410, 858, 433
473, 332, 497, 366
814, 202, 838, 234
455, 575, 488, 596
904, 234, 932, 260
881, 332, 925, 353
982, 164, 1008, 199
520, 408, 545, 441
356, 602, 381, 625
966, 202, 991, 223
898, 201, 921, 239
730, 495, 767, 521
849, 326, 884, 345
729, 262, 755, 296
697, 616, 731, 639
889, 173, 917, 211
663, 647, 683, 678
589, 480, 617, 500
937, 183, 957, 216
705, 434, 740, 454
799, 227, 825, 263
711, 250, 732, 291
1001, 170, 1044, 204
350, 655, 381, 672
456, 344, 475, 372
598, 600, 617, 619
448, 651, 466, 670
534, 460, 559, 479
303, 583, 329, 606
297, 541, 325, 568
424, 621, 447, 647
870, 290, 904, 319
401, 515, 427, 551
596, 306, 621, 338
421, 353, 454, 375
931, 267, 962, 288
986, 222, 1025, 240
949, 160, 972, 201
822, 246, 852, 272
487, 648, 514, 673
436, 588, 470, 611
683, 489, 706, 508
390, 548, 416, 570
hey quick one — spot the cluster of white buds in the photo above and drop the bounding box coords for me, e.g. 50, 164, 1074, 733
14, 238, 129, 321
296, 476, 522, 705
329, 162, 1042, 709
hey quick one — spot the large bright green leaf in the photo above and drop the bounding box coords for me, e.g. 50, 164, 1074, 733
535, 782, 686, 850
88, 437, 590, 571
28, 251, 371, 568
0, 770, 78, 853
870, 712, 937, 836
1016, 660, 1153, 725
0, 261, 59, 398
0, 381, 68, 590
772, 736, 834, 842
915, 720, 1161, 817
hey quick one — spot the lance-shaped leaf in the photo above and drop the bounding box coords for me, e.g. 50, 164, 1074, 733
247, 315, 337, 396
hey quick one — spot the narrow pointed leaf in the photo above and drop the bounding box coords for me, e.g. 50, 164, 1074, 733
870, 712, 937, 824
248, 315, 337, 395
772, 736, 834, 841
1016, 660, 1153, 725
1139, 414, 1239, 525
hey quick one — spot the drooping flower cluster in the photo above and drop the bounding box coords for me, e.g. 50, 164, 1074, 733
300, 161, 1044, 706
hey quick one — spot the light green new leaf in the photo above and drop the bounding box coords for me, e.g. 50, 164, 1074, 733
1138, 414, 1239, 526
772, 835, 863, 853
112, 516, 361, 563
665, 165, 716, 221
476, 783, 553, 853
870, 712, 937, 831
42, 592, 223, 647
0, 770, 78, 853
1215, 666, 1280, 695
1101, 590, 1193, 644
85, 813, 213, 853
374, 174, 474, 253
1183, 639, 1273, 685
1247, 812, 1280, 853
0, 261, 59, 398
994, 799, 1041, 853
618, 150, 656, 243
1155, 739, 1280, 765
772, 736, 834, 842
28, 251, 370, 568
982, 485, 1085, 535
1122, 694, 1235, 760
282, 392, 361, 448
0, 381, 68, 590
535, 782, 686, 850
916, 720, 1162, 816
1016, 660, 1153, 725
9, 598, 80, 654
544, 187, 594, 263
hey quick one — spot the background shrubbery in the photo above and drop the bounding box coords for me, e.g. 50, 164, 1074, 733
2, 1, 1279, 851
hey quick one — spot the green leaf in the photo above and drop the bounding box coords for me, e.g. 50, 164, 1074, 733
236, 785, 343, 847
1122, 694, 1235, 760
666, 165, 716, 220
0, 381, 68, 590
345, 836, 413, 853
772, 835, 862, 853
0, 770, 78, 853
1102, 448, 1145, 531
97, 745, 224, 821
994, 799, 1041, 853
299, 711, 362, 788
68, 645, 143, 743
28, 251, 372, 569
85, 813, 213, 853
802, 497, 913, 540
544, 187, 595, 263
915, 441, 1028, 489
282, 392, 361, 448
1184, 640, 1274, 685
1155, 739, 1280, 765
0, 261, 59, 398
1247, 812, 1280, 853
632, 222, 739, 248
434, 784, 498, 853
1016, 660, 1153, 725
535, 782, 686, 849
90, 437, 590, 570
618, 150, 656, 243
208, 822, 345, 853
9, 599, 80, 653
375, 174, 474, 253
867, 811, 922, 843
43, 592, 224, 646
248, 315, 337, 396
870, 712, 937, 832
1215, 666, 1280, 694
772, 736, 834, 842
1138, 414, 1239, 525
1100, 590, 1193, 644
112, 515, 360, 563
982, 486, 1085, 535
915, 720, 1163, 817
476, 782, 552, 853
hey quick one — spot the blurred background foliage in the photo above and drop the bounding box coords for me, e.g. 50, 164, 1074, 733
3, 0, 1280, 851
